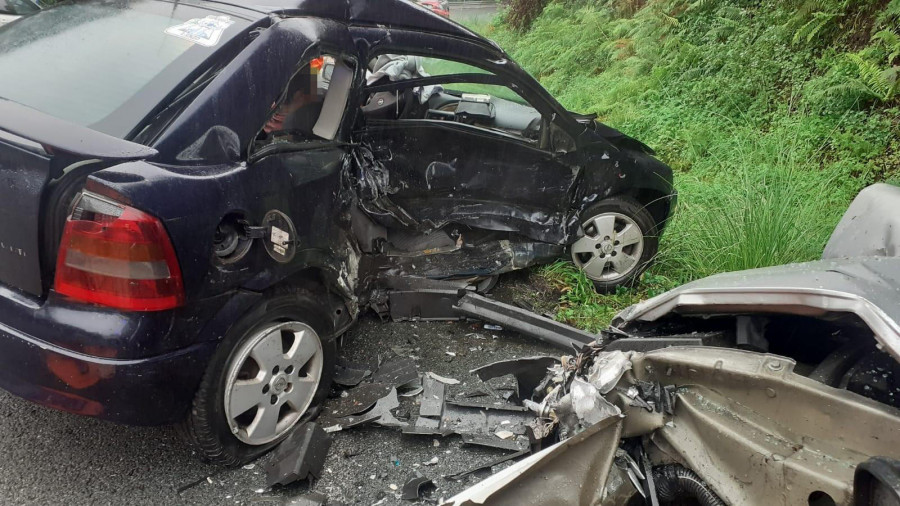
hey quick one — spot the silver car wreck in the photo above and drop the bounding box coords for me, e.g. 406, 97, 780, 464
446, 183, 900, 506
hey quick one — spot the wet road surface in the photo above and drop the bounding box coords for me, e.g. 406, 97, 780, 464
0, 276, 561, 505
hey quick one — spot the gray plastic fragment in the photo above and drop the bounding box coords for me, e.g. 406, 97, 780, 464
264, 423, 332, 487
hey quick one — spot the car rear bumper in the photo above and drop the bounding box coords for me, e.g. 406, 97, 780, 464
0, 285, 260, 425
0, 320, 215, 425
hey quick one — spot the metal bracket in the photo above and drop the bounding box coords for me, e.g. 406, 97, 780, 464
238, 220, 268, 240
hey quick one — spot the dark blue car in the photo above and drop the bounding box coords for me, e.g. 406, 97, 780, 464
0, 0, 674, 464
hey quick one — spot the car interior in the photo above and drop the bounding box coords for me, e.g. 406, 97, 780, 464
360, 54, 576, 154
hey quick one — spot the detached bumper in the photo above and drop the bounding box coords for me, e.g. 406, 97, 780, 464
0, 321, 214, 425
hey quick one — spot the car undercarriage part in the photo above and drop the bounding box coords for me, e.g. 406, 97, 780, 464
854, 457, 900, 506
264, 422, 331, 487
453, 293, 597, 351
652, 465, 725, 506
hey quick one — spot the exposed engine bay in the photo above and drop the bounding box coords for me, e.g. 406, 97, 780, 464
447, 318, 900, 506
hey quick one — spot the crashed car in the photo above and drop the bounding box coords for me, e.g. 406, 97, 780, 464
0, 0, 673, 464
447, 184, 900, 506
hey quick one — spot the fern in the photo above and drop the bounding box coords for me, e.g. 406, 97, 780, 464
686, 0, 716, 13
791, 11, 839, 44
873, 29, 900, 64
876, 0, 900, 27
844, 53, 900, 102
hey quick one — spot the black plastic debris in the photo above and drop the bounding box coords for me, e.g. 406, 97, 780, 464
372, 357, 419, 387
460, 433, 530, 451
398, 378, 424, 397
325, 383, 393, 419
324, 388, 407, 431
470, 356, 561, 401
334, 358, 371, 387
454, 293, 597, 350
265, 423, 332, 487
401, 476, 436, 501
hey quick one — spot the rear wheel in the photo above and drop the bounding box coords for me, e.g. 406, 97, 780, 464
570, 197, 658, 293
181, 288, 336, 466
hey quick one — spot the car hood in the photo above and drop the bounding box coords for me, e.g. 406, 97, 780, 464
613, 256, 900, 361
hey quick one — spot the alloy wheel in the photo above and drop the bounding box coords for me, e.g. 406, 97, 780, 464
223, 321, 323, 445
571, 212, 645, 282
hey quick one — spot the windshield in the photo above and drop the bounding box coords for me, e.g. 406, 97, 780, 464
0, 0, 249, 137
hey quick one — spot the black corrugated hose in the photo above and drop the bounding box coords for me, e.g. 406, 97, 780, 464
653, 464, 727, 506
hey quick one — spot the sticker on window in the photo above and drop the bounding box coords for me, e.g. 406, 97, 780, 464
165, 15, 234, 47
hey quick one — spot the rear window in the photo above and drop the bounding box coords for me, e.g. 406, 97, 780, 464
0, 0, 248, 135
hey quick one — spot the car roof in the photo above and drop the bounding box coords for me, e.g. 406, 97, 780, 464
202, 0, 485, 42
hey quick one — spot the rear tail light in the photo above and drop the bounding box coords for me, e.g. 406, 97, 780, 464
54, 192, 185, 311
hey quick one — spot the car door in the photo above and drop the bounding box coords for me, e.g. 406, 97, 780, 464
145, 18, 363, 295
356, 55, 581, 245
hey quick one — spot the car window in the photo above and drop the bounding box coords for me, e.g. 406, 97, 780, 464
363, 54, 550, 146
252, 55, 355, 152
0, 0, 249, 137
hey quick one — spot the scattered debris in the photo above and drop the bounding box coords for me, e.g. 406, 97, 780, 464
398, 378, 424, 397
264, 423, 331, 487
284, 492, 328, 506
333, 357, 371, 387
585, 350, 632, 394
401, 476, 436, 501
372, 357, 419, 388
443, 449, 531, 482
426, 372, 460, 385
419, 376, 446, 417
325, 383, 393, 419
454, 293, 596, 350
423, 457, 439, 466
470, 356, 561, 401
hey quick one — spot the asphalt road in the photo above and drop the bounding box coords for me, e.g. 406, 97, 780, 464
0, 274, 561, 505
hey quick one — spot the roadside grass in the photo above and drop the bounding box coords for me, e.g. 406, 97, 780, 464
540, 261, 677, 332
472, 0, 900, 330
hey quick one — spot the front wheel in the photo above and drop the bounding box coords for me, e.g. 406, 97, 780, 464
180, 288, 336, 466
570, 197, 658, 293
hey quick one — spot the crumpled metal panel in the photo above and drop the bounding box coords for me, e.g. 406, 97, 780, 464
443, 415, 623, 506
630, 347, 900, 506
823, 183, 900, 259
614, 256, 900, 361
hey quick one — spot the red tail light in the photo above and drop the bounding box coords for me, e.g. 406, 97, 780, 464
54, 192, 185, 311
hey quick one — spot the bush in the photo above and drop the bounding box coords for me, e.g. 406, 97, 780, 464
482, 0, 900, 329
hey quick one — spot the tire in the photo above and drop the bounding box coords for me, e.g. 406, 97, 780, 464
180, 287, 336, 466
570, 196, 658, 293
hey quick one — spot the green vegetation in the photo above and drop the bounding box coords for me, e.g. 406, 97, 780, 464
480, 0, 900, 331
